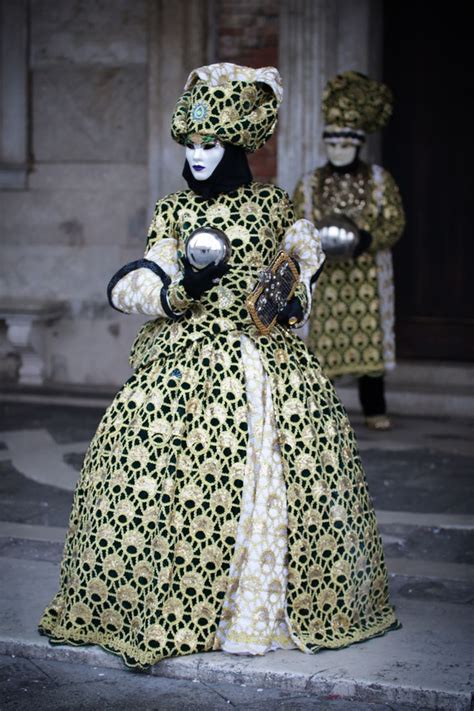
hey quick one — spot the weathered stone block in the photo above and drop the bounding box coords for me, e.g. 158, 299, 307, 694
0, 186, 146, 248
33, 67, 147, 162
46, 314, 142, 385
30, 0, 147, 66
28, 163, 147, 192
0, 244, 122, 303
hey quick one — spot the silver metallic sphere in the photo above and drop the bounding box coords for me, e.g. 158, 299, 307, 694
317, 215, 360, 261
185, 227, 231, 270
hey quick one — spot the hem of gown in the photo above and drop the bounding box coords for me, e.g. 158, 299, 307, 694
285, 612, 312, 654
38, 621, 160, 670
38, 610, 400, 670
214, 613, 297, 656
216, 637, 297, 656
296, 611, 401, 653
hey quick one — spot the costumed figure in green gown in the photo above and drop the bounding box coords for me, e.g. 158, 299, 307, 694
293, 71, 405, 430
39, 63, 399, 668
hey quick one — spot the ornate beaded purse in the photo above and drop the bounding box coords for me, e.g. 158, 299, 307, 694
246, 251, 300, 335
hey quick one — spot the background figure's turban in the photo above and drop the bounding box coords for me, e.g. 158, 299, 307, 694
322, 71, 393, 144
171, 63, 283, 153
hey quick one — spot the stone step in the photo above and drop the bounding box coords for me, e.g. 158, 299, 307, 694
379, 521, 473, 565
330, 360, 474, 418
389, 361, 474, 388
387, 558, 474, 606
337, 379, 474, 418
0, 556, 471, 711
1, 654, 424, 711
376, 510, 474, 529
1, 516, 473, 707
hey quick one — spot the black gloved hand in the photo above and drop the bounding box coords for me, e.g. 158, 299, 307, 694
276, 297, 304, 327
181, 257, 230, 300
353, 230, 373, 259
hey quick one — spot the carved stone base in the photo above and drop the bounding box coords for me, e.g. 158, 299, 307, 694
4, 316, 42, 384
0, 301, 67, 385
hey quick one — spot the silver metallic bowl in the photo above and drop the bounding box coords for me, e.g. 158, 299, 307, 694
317, 215, 360, 261
185, 227, 232, 270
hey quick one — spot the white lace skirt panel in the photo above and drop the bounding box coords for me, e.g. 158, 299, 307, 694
214, 335, 297, 655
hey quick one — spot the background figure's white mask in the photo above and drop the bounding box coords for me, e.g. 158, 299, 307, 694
325, 141, 358, 168
186, 139, 225, 180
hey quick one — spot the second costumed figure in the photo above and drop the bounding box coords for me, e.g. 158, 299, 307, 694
293, 72, 405, 430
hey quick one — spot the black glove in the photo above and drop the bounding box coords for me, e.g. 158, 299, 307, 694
181, 257, 230, 300
276, 297, 304, 327
353, 230, 373, 259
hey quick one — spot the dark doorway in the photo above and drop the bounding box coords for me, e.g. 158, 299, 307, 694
382, 2, 473, 360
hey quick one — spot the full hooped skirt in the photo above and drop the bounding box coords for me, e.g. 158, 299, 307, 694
39, 324, 398, 667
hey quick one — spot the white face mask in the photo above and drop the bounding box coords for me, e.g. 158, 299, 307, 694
325, 141, 358, 168
185, 137, 225, 181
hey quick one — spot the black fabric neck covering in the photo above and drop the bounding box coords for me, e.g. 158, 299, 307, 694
182, 143, 253, 200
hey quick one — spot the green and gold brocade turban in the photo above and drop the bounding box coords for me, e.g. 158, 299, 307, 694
171, 63, 283, 153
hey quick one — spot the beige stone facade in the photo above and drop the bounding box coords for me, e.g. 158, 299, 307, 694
0, 0, 210, 386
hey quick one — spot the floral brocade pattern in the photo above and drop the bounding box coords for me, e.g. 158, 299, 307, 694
171, 64, 280, 153
293, 163, 405, 377
40, 183, 398, 667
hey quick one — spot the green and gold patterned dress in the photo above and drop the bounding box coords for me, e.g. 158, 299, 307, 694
293, 161, 405, 378
39, 181, 398, 668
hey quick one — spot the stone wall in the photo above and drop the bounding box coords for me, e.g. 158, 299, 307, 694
0, 0, 150, 386
0, 0, 212, 388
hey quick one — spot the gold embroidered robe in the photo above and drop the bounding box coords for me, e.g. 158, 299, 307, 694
293, 162, 405, 377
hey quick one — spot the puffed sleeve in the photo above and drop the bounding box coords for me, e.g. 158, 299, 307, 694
271, 186, 326, 324
281, 219, 326, 324
370, 166, 405, 251
269, 184, 325, 323
107, 194, 192, 319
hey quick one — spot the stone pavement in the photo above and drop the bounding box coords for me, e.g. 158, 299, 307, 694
0, 399, 473, 710
0, 654, 427, 711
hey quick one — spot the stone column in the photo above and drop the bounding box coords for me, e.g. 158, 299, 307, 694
277, 0, 383, 196
147, 0, 214, 217
0, 0, 28, 189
